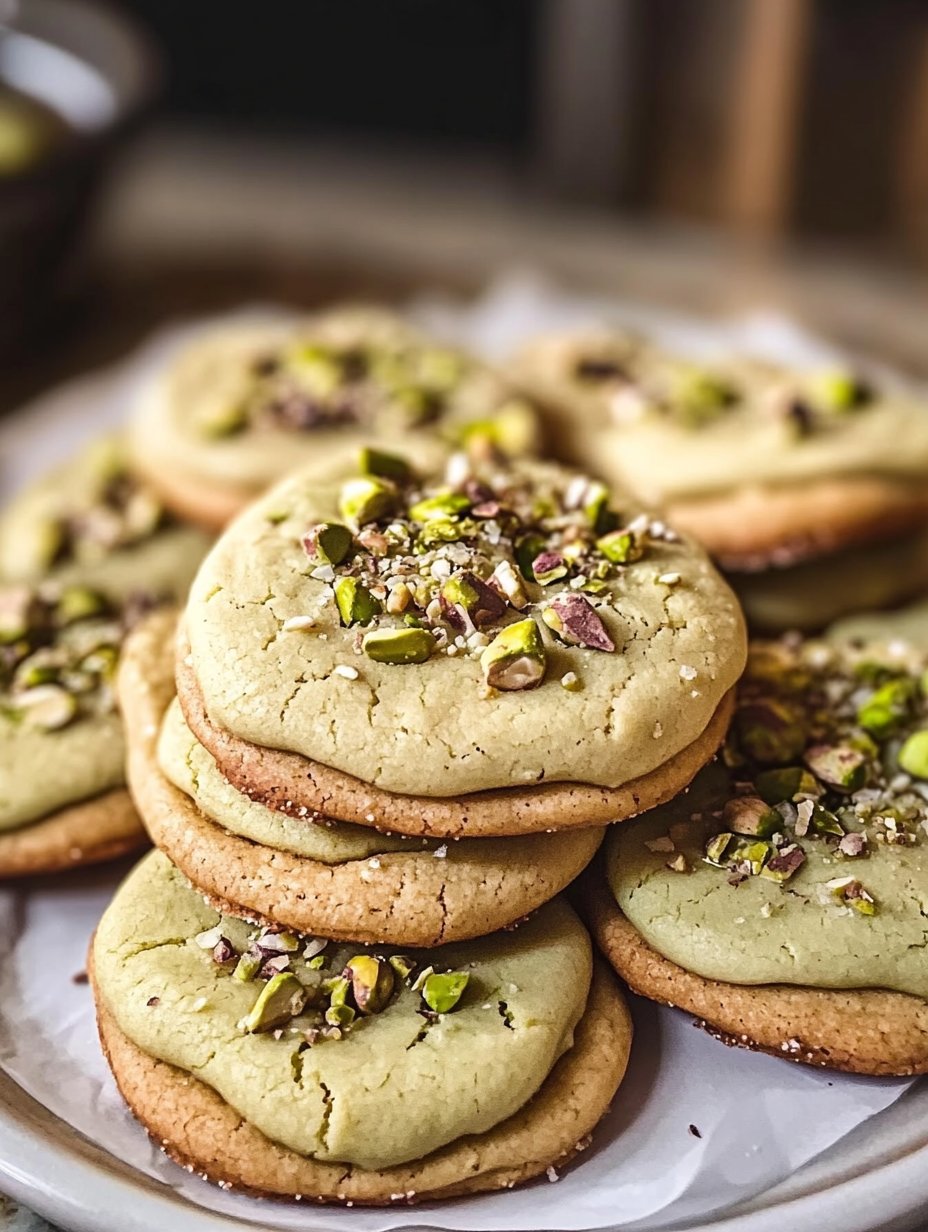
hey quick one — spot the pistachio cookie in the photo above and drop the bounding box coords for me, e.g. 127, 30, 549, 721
514, 330, 928, 630
128, 307, 541, 531
91, 850, 632, 1202
0, 436, 211, 602
589, 636, 928, 1075
118, 610, 603, 944
179, 448, 745, 836
0, 584, 146, 876
829, 597, 928, 653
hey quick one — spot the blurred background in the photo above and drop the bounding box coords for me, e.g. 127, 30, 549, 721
4, 0, 928, 410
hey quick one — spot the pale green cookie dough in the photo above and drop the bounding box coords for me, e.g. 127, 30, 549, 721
128, 308, 539, 498
0, 590, 127, 831
733, 529, 928, 633
607, 637, 928, 1000
158, 698, 427, 861
93, 851, 591, 1171
185, 453, 745, 796
0, 436, 211, 601
515, 330, 928, 504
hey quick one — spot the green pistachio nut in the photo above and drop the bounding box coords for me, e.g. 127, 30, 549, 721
898, 729, 928, 779
804, 743, 867, 791
334, 577, 381, 627
755, 766, 821, 805
671, 368, 735, 426
123, 488, 163, 538
325, 1002, 357, 1029
735, 699, 805, 764
704, 832, 735, 866
583, 482, 618, 535
722, 795, 781, 839
856, 678, 915, 737
759, 843, 806, 883
441, 571, 506, 628
344, 955, 395, 1015
232, 952, 262, 983
14, 656, 59, 690
531, 551, 568, 586
286, 342, 341, 396
0, 587, 35, 644
597, 529, 643, 565
243, 972, 307, 1032
362, 627, 435, 665
421, 971, 469, 1014
56, 585, 107, 626
309, 522, 354, 566
417, 516, 477, 547
19, 516, 65, 573
198, 402, 249, 439
408, 491, 471, 523
541, 594, 615, 651
17, 684, 78, 731
808, 369, 868, 413
810, 803, 844, 836
359, 447, 413, 483
480, 619, 546, 691
727, 836, 771, 875
338, 476, 397, 527
514, 533, 546, 581
388, 955, 416, 981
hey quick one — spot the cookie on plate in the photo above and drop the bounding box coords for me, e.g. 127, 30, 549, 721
514, 330, 928, 631
91, 850, 632, 1203
127, 307, 542, 531
0, 436, 212, 602
828, 597, 928, 653
589, 635, 928, 1075
178, 448, 745, 836
118, 609, 603, 944
0, 584, 146, 876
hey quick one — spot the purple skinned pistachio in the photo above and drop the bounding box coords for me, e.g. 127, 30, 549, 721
542, 594, 615, 652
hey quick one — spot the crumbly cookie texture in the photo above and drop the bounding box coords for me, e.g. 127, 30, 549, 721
0, 435, 211, 600
119, 610, 602, 942
128, 307, 540, 502
515, 328, 928, 505
185, 450, 745, 797
607, 636, 928, 1000
0, 583, 135, 831
93, 851, 593, 1172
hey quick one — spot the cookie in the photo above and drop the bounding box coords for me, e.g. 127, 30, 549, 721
119, 611, 603, 943
91, 851, 632, 1202
589, 635, 928, 1075
0, 435, 211, 602
829, 597, 928, 651
127, 307, 541, 531
180, 449, 744, 833
0, 584, 145, 876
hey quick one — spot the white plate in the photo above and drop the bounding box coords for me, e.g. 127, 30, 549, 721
0, 303, 926, 1232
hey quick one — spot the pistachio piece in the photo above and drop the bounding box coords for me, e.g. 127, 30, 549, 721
826, 876, 877, 915
898, 729, 928, 779
333, 577, 381, 627
389, 955, 416, 981
363, 627, 435, 665
338, 476, 397, 527
755, 766, 821, 805
408, 491, 471, 522
14, 656, 59, 690
542, 594, 615, 652
123, 488, 163, 538
198, 402, 249, 438
583, 482, 617, 535
359, 447, 413, 482
722, 795, 781, 838
17, 684, 78, 731
735, 699, 805, 764
597, 529, 644, 565
325, 1002, 357, 1029
344, 955, 395, 1015
305, 522, 354, 567
56, 585, 107, 626
531, 551, 568, 586
490, 560, 528, 610
0, 587, 35, 644
20, 516, 64, 572
441, 571, 507, 629
514, 533, 546, 581
232, 952, 262, 982
808, 369, 869, 413
421, 971, 469, 1014
480, 619, 546, 691
856, 678, 915, 737
243, 972, 307, 1032
670, 368, 735, 426
726, 836, 771, 875
458, 400, 536, 456
810, 803, 844, 837
759, 843, 805, 883
704, 832, 734, 865
286, 342, 341, 396
803, 743, 867, 791
418, 517, 477, 546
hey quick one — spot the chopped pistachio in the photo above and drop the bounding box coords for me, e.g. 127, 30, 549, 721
243, 972, 307, 1032
704, 833, 735, 866
810, 803, 844, 837
198, 402, 249, 439
514, 533, 546, 581
307, 522, 354, 567
286, 342, 342, 395
480, 619, 546, 691
759, 843, 806, 883
56, 585, 107, 626
541, 594, 615, 652
17, 684, 78, 731
582, 482, 617, 535
898, 729, 928, 779
670, 368, 735, 426
531, 551, 568, 586
408, 491, 470, 523
804, 743, 867, 792
441, 571, 507, 628
0, 587, 35, 644
735, 699, 805, 764
232, 952, 261, 983
333, 577, 381, 627
344, 955, 395, 1015
755, 766, 821, 805
363, 627, 435, 665
338, 476, 397, 527
491, 560, 528, 609
123, 488, 163, 538
388, 955, 416, 981
325, 1002, 356, 1029
808, 369, 869, 413
722, 795, 781, 839
359, 447, 413, 482
826, 876, 877, 915
421, 971, 469, 1014
856, 678, 915, 737
597, 529, 643, 565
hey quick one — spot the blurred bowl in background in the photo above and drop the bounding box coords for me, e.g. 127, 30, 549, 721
0, 0, 157, 359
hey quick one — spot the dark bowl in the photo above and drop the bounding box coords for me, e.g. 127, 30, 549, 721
0, 0, 157, 357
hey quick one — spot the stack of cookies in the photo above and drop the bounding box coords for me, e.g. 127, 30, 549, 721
0, 437, 211, 877
91, 442, 747, 1201
515, 330, 928, 633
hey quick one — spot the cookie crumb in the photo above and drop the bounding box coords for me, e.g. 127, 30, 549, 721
334, 664, 359, 680
433, 844, 448, 859
546, 1165, 559, 1183
71, 970, 88, 985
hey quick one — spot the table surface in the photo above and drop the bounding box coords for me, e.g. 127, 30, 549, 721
5, 123, 928, 1232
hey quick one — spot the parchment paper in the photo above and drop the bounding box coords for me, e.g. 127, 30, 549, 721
0, 277, 917, 1231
